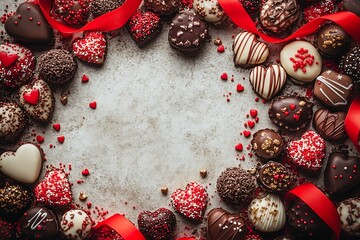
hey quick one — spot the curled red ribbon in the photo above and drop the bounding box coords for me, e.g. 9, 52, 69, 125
218, 0, 360, 43
95, 214, 145, 240
285, 183, 341, 240
38, 0, 142, 34
345, 97, 360, 153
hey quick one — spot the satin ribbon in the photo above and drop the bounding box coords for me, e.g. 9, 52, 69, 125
95, 214, 145, 240
38, 0, 142, 34
345, 97, 360, 153
218, 0, 360, 43
285, 183, 341, 240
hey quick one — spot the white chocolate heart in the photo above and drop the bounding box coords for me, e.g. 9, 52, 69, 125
0, 143, 42, 183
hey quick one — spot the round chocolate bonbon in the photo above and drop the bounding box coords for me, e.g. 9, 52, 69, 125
251, 128, 285, 160
91, 0, 123, 18
337, 197, 360, 237
340, 46, 360, 83
316, 24, 350, 57
343, 0, 360, 16
60, 209, 92, 240
145, 0, 180, 16
257, 161, 293, 192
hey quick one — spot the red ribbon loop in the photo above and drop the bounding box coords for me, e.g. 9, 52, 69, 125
95, 214, 145, 240
345, 97, 360, 153
38, 0, 142, 34
285, 183, 341, 240
218, 0, 360, 43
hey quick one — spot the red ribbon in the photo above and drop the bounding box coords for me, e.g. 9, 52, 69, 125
345, 97, 360, 153
285, 183, 341, 240
218, 0, 360, 43
38, 0, 142, 34
95, 214, 145, 240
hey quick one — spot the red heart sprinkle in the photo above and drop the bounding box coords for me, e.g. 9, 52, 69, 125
81, 74, 89, 82
247, 120, 255, 129
0, 51, 18, 67
250, 109, 258, 118
274, 174, 279, 180
220, 73, 228, 81
89, 101, 97, 109
289, 104, 296, 110
57, 136, 65, 143
81, 169, 90, 176
52, 123, 60, 131
236, 84, 244, 92
23, 89, 39, 105
243, 130, 251, 138
217, 44, 225, 53
235, 143, 243, 151
36, 135, 44, 144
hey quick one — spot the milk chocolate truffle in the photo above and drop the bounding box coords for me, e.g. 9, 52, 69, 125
343, 0, 360, 16
0, 102, 26, 143
268, 95, 313, 131
314, 70, 353, 108
340, 46, 360, 83
91, 0, 123, 18
251, 129, 284, 160
248, 193, 286, 232
316, 24, 350, 57
260, 0, 300, 34
216, 167, 256, 205
337, 197, 360, 237
38, 49, 77, 85
60, 209, 92, 240
168, 9, 208, 53
20, 205, 59, 240
313, 109, 346, 142
206, 208, 247, 240
145, 0, 180, 16
257, 161, 293, 192
193, 0, 227, 25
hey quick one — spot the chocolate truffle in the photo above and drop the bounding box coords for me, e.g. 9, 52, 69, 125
60, 209, 92, 240
145, 0, 180, 16
337, 197, 360, 237
280, 41, 322, 84
343, 0, 360, 16
257, 161, 293, 192
20, 205, 59, 240
316, 24, 350, 57
324, 153, 360, 195
314, 70, 353, 108
193, 0, 227, 25
91, 0, 123, 18
248, 193, 286, 232
38, 49, 77, 85
216, 167, 256, 205
251, 129, 285, 160
268, 95, 313, 131
340, 46, 360, 83
168, 9, 208, 53
0, 43, 36, 88
260, 0, 300, 34
206, 208, 246, 240
52, 0, 91, 26
0, 218, 16, 239
0, 102, 26, 143
313, 109, 346, 142
239, 0, 261, 14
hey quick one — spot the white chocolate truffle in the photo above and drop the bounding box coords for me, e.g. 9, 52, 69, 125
337, 197, 360, 236
280, 41, 322, 84
60, 210, 92, 240
193, 0, 226, 24
248, 193, 286, 232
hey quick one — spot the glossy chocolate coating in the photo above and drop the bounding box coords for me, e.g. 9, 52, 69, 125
344, 0, 360, 16
145, 0, 180, 15
257, 161, 293, 192
251, 129, 284, 160
313, 109, 346, 142
316, 24, 350, 56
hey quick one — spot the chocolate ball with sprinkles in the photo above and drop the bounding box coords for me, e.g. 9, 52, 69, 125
0, 218, 17, 239
316, 24, 350, 57
0, 102, 26, 144
52, 0, 92, 26
340, 46, 360, 83
251, 128, 285, 161
60, 209, 92, 240
144, 0, 180, 16
337, 197, 360, 237
90, 0, 123, 18
0, 43, 36, 88
38, 49, 77, 85
239, 0, 261, 14
216, 167, 257, 205
257, 161, 294, 192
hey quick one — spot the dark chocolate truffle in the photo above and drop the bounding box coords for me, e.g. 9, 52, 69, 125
206, 208, 246, 240
337, 197, 360, 237
0, 102, 26, 144
257, 161, 293, 192
168, 9, 208, 53
260, 0, 300, 34
251, 129, 284, 160
0, 218, 16, 239
313, 109, 346, 142
145, 0, 180, 16
340, 46, 360, 83
343, 0, 360, 16
38, 49, 77, 85
20, 205, 59, 240
316, 24, 350, 57
52, 0, 91, 26
216, 167, 256, 205
91, 0, 123, 18
268, 95, 313, 131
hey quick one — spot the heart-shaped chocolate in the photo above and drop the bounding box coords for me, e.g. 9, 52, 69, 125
170, 182, 208, 221
0, 143, 43, 184
313, 108, 346, 141
18, 79, 55, 123
35, 170, 72, 207
138, 208, 176, 240
325, 153, 360, 195
206, 208, 246, 240
233, 31, 269, 68
249, 64, 287, 100
72, 31, 107, 65
5, 2, 53, 44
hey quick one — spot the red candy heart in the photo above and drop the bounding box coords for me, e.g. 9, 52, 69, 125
243, 130, 251, 138
36, 135, 44, 144
247, 120, 255, 128
52, 123, 61, 131
23, 89, 40, 105
35, 170, 72, 206
0, 52, 18, 68
72, 31, 107, 65
170, 182, 208, 221
57, 136, 65, 143
236, 84, 244, 92
235, 143, 243, 151
81, 169, 90, 176
217, 44, 225, 53
221, 73, 228, 81
89, 101, 97, 109
250, 109, 258, 118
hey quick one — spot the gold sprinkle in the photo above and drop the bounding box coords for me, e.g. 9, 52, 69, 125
248, 168, 257, 175
200, 169, 208, 178
79, 192, 87, 201
299, 101, 306, 107
214, 38, 222, 45
60, 96, 68, 105
161, 187, 168, 195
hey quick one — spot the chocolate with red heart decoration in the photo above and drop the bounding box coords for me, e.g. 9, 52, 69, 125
34, 170, 72, 207
287, 130, 326, 171
0, 102, 26, 144
127, 10, 162, 47
206, 208, 246, 240
324, 153, 360, 195
18, 79, 55, 123
52, 0, 91, 26
257, 161, 294, 192
170, 182, 208, 221
138, 208, 176, 240
4, 2, 53, 44
313, 108, 346, 142
72, 31, 107, 65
